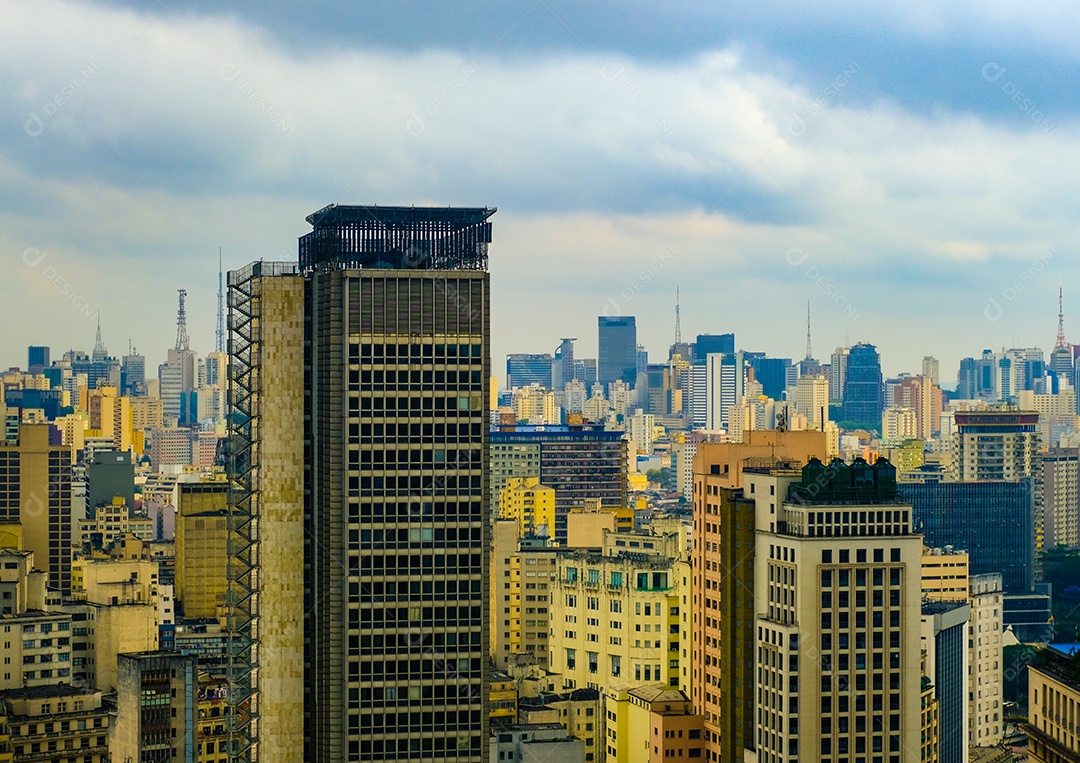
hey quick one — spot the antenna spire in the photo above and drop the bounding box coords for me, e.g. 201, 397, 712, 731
804, 301, 813, 361
92, 315, 108, 362
216, 247, 225, 354
674, 287, 682, 345
176, 289, 190, 352
1056, 286, 1068, 350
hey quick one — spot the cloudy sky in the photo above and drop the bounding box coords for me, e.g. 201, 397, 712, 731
2, 1, 1078, 387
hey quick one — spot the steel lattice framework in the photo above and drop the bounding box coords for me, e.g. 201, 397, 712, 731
298, 204, 495, 273
226, 261, 297, 762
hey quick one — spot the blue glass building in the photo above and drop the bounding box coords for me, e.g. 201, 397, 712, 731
900, 479, 1034, 593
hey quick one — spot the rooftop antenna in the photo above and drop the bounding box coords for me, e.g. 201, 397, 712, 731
176, 289, 189, 352
674, 287, 682, 345
804, 301, 813, 361
1056, 287, 1068, 350
216, 247, 225, 354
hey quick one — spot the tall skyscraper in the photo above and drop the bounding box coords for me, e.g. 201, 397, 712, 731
745, 354, 791, 400
693, 442, 924, 762
505, 353, 553, 389
598, 316, 637, 388
86, 448, 135, 518
829, 346, 850, 402
27, 345, 50, 374
890, 375, 942, 440
0, 423, 73, 593
1050, 287, 1073, 382
922, 355, 940, 387
551, 337, 576, 391
792, 373, 829, 429
695, 333, 735, 358
121, 348, 146, 396
957, 357, 978, 399
920, 601, 971, 763
228, 205, 493, 761
952, 411, 1042, 562
1042, 448, 1079, 549
842, 342, 884, 425
159, 290, 197, 426
900, 479, 1035, 593
705, 351, 745, 432
690, 432, 826, 761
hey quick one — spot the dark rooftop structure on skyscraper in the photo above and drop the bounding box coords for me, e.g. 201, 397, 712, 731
298, 204, 495, 272
789, 456, 899, 505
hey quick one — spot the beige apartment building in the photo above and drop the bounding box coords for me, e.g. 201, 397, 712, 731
1027, 654, 1080, 763
548, 532, 683, 692
490, 519, 557, 670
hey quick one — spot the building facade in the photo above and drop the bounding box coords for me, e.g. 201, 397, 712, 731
112, 651, 197, 762
490, 425, 627, 545
228, 205, 493, 761
968, 574, 1004, 747
1042, 448, 1079, 549
506, 353, 553, 390
1027, 654, 1080, 763
900, 479, 1034, 593
0, 424, 73, 593
2, 686, 109, 763
842, 342, 884, 425
599, 317, 638, 389
548, 547, 681, 692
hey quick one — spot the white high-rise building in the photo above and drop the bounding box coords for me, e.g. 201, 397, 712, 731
705, 352, 745, 432
1042, 448, 1080, 549
792, 373, 829, 430
628, 411, 656, 456
829, 346, 850, 402
564, 379, 588, 415
922, 356, 940, 387
1019, 387, 1077, 447
882, 407, 918, 443
689, 364, 708, 429
158, 347, 196, 426
968, 574, 1004, 748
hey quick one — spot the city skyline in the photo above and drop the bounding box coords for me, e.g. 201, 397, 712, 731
2, 2, 1079, 382
10, 272, 1074, 393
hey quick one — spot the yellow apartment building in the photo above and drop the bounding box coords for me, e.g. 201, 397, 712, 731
499, 476, 556, 539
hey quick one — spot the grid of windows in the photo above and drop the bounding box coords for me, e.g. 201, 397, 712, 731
305, 270, 489, 762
